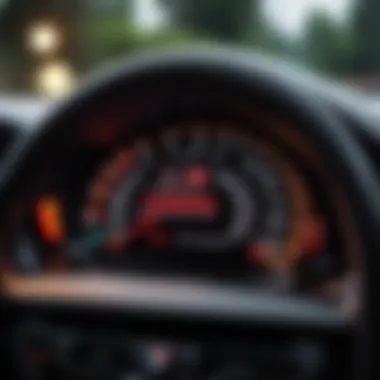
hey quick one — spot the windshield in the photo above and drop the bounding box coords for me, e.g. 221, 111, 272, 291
0, 0, 374, 97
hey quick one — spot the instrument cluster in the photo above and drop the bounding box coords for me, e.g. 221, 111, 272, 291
0, 89, 361, 310
1, 123, 350, 301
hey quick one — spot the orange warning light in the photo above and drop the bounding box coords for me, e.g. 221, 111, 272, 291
36, 197, 64, 244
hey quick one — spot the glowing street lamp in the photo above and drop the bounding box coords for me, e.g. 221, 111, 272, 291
34, 60, 76, 97
26, 22, 62, 56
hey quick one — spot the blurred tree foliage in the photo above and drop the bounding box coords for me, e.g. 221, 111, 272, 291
155, 0, 357, 75
158, 0, 257, 42
351, 0, 380, 74
81, 9, 199, 69
301, 11, 356, 75
1, 0, 378, 90
82, 0, 274, 71
252, 22, 297, 58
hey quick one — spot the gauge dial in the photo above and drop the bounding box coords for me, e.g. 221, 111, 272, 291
75, 125, 324, 282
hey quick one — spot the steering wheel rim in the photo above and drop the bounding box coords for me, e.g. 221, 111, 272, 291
1, 49, 380, 379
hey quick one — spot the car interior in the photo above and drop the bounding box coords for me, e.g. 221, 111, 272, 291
1, 48, 380, 380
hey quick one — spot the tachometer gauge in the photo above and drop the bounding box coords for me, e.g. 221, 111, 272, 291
77, 124, 326, 284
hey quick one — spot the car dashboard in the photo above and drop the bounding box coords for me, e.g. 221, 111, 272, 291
0, 50, 379, 380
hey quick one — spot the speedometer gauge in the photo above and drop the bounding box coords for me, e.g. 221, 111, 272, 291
75, 124, 325, 280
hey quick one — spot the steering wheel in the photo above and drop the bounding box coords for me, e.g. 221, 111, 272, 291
1, 49, 380, 380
